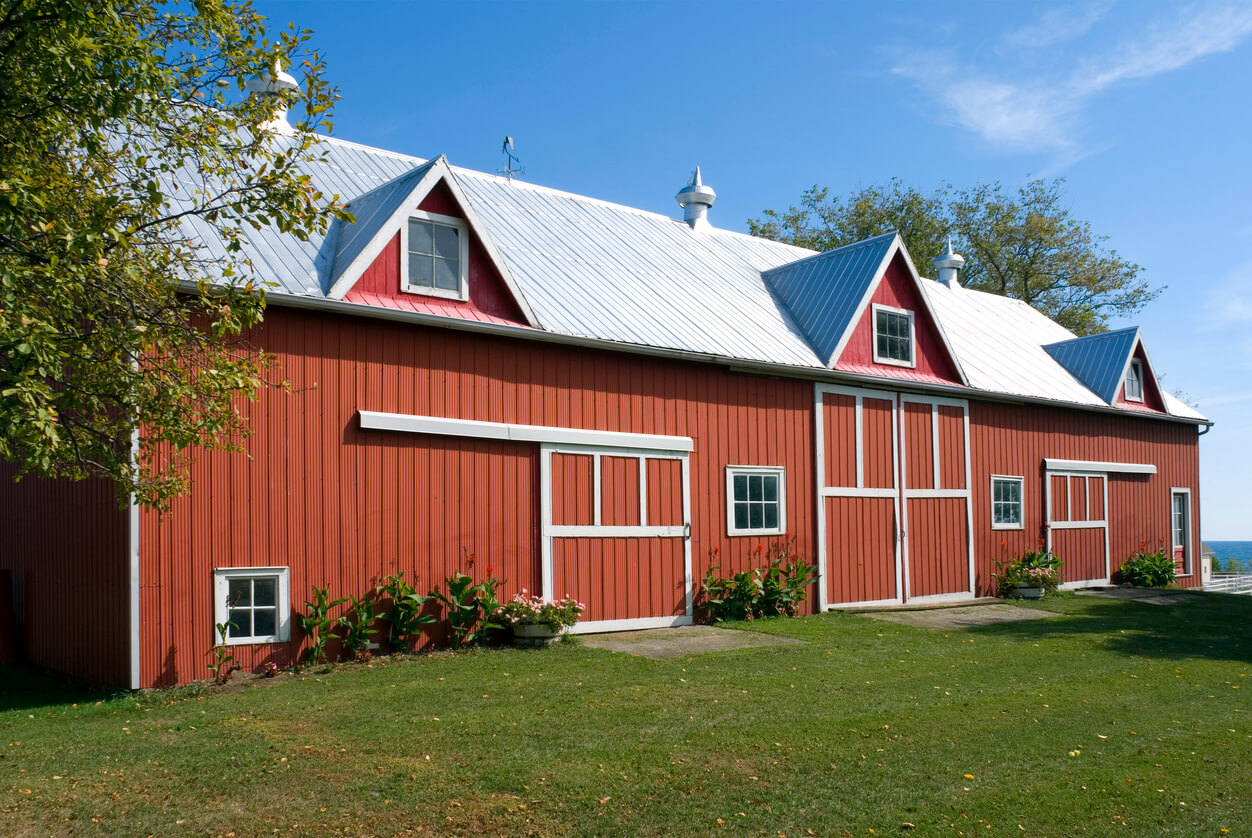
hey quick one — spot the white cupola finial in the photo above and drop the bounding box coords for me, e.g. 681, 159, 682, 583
933, 236, 967, 290
245, 60, 300, 135
675, 166, 717, 230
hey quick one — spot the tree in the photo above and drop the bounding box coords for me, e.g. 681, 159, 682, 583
0, 1, 345, 509
748, 177, 1160, 335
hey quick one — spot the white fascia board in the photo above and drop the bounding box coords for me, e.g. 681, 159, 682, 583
1043, 458, 1157, 475
359, 410, 694, 453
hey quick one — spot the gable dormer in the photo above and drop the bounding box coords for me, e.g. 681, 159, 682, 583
1044, 327, 1165, 413
764, 233, 966, 386
325, 157, 537, 327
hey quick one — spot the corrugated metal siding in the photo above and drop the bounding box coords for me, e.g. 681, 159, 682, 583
835, 256, 963, 384
1053, 528, 1107, 584
822, 393, 857, 488
938, 406, 966, 490
646, 459, 683, 526
904, 402, 934, 489
863, 398, 895, 490
825, 497, 896, 604
969, 402, 1201, 595
0, 468, 129, 686
551, 453, 594, 526
139, 305, 815, 686
552, 537, 684, 621
600, 456, 641, 527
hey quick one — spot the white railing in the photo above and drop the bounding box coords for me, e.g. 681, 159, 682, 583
1205, 573, 1252, 594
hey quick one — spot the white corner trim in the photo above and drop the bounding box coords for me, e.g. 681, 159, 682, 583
128, 428, 141, 690
1043, 458, 1156, 475
359, 410, 694, 452
568, 615, 693, 634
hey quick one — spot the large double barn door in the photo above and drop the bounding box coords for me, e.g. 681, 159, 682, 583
540, 444, 692, 633
816, 384, 974, 608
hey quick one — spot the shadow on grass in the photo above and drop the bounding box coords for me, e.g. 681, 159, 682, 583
0, 663, 121, 713
968, 592, 1252, 664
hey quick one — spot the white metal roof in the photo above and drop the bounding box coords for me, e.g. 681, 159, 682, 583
177, 131, 1205, 423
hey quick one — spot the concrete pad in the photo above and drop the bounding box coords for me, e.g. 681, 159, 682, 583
1075, 587, 1205, 605
580, 625, 803, 659
860, 603, 1060, 630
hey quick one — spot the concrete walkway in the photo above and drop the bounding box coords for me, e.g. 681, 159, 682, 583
580, 625, 803, 659
858, 603, 1060, 630
1074, 587, 1206, 606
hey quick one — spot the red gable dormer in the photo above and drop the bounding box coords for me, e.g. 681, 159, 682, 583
1114, 341, 1166, 413
327, 157, 536, 328
833, 251, 963, 385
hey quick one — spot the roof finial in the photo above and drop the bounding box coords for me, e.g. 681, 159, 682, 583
244, 59, 300, 135
675, 166, 717, 230
934, 237, 966, 290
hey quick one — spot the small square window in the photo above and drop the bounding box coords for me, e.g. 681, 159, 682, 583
1125, 358, 1144, 402
872, 304, 915, 367
726, 466, 785, 536
213, 568, 290, 645
990, 476, 1024, 530
403, 211, 468, 301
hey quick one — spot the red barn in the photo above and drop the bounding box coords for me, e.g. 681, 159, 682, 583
0, 139, 1207, 689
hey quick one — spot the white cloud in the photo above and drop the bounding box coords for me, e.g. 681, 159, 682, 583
1000, 0, 1113, 50
891, 1, 1252, 162
1204, 259, 1252, 325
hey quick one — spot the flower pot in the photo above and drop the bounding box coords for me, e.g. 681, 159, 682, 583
1010, 583, 1044, 600
512, 623, 563, 647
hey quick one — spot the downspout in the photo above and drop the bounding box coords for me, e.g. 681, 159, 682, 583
128, 428, 141, 690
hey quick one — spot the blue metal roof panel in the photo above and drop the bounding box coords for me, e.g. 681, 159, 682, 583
328, 161, 434, 292
1043, 328, 1140, 404
762, 232, 897, 364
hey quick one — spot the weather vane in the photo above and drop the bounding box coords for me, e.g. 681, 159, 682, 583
498, 136, 525, 180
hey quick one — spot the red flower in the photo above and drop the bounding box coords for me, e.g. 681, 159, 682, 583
756, 542, 763, 552
1000, 540, 1007, 548
486, 565, 495, 576
785, 530, 792, 539
712, 546, 720, 554
466, 554, 476, 566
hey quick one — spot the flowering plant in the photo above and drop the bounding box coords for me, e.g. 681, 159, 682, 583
1118, 538, 1175, 587
994, 545, 1062, 597
498, 591, 585, 632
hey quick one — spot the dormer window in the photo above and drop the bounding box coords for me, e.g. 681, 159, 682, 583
403, 211, 468, 300
1125, 358, 1144, 402
872, 304, 915, 367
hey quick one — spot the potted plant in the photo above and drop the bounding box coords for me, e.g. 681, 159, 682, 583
499, 590, 585, 646
994, 548, 1062, 600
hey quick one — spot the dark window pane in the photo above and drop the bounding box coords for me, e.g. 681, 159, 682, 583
253, 578, 276, 607
227, 610, 251, 637
432, 224, 459, 259
734, 504, 749, 530
228, 579, 250, 607
408, 254, 433, 287
408, 220, 433, 255
733, 475, 747, 501
763, 476, 778, 502
748, 476, 763, 501
749, 503, 764, 529
763, 503, 778, 529
253, 609, 277, 637
434, 257, 459, 291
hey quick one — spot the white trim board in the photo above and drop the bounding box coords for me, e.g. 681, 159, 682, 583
359, 410, 693, 452
570, 615, 693, 634
1043, 458, 1156, 475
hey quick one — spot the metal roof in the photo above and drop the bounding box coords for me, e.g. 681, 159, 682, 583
763, 232, 896, 366
1043, 328, 1141, 404
172, 131, 1205, 423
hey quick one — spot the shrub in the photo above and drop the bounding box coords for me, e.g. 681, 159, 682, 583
298, 585, 347, 666
206, 622, 238, 684
698, 538, 817, 624
1119, 541, 1176, 587
376, 572, 436, 651
994, 547, 1062, 597
427, 551, 505, 647
499, 591, 585, 631
341, 594, 378, 661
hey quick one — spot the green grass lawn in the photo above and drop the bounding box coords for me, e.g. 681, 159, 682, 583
3, 593, 1251, 837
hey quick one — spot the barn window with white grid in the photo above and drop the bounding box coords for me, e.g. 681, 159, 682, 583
213, 567, 290, 645
726, 466, 786, 536
991, 476, 1024, 530
403, 211, 468, 301
872, 304, 915, 367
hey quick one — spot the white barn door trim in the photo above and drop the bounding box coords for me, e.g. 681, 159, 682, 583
1045, 469, 1111, 588
539, 443, 693, 634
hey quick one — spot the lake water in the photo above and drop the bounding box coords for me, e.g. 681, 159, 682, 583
1206, 540, 1252, 572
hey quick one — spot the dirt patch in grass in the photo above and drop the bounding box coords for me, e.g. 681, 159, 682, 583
579, 625, 803, 659
858, 603, 1060, 630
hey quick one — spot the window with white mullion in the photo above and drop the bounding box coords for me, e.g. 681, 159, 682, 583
726, 466, 786, 536
872, 304, 915, 368
1125, 358, 1144, 402
990, 475, 1024, 530
213, 567, 290, 646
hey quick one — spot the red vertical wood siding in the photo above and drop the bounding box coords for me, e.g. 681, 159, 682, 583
938, 405, 966, 490
646, 459, 683, 526
826, 497, 897, 604
823, 394, 857, 487
343, 181, 528, 326
552, 537, 685, 621
834, 255, 962, 384
969, 402, 1201, 596
0, 468, 129, 685
1114, 344, 1166, 413
1052, 528, 1108, 584
1051, 475, 1070, 522
863, 397, 895, 489
1089, 477, 1105, 520
600, 456, 641, 527
903, 402, 933, 489
135, 306, 815, 686
906, 498, 969, 598
551, 453, 594, 526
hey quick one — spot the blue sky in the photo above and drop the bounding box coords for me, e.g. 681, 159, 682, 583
257, 0, 1252, 539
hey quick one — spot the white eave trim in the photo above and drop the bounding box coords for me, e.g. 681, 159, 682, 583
358, 410, 694, 452
1043, 458, 1157, 475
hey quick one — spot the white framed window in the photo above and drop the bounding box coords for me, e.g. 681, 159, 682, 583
990, 475, 1024, 530
213, 567, 291, 646
401, 210, 469, 301
1171, 488, 1192, 575
726, 466, 786, 536
1125, 358, 1144, 402
872, 304, 915, 367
